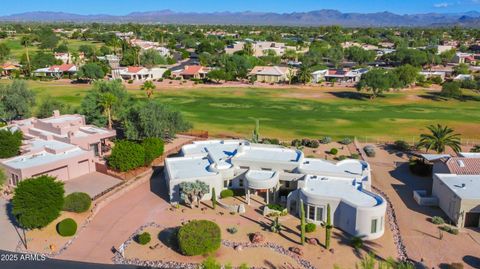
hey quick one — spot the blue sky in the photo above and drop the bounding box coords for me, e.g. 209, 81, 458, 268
1, 0, 479, 16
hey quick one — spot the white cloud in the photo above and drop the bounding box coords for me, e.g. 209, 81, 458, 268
434, 2, 451, 7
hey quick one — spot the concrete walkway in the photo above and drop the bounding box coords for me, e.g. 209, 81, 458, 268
0, 198, 21, 251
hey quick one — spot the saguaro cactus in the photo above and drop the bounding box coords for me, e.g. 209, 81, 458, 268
252, 119, 260, 143
211, 187, 217, 209
300, 199, 306, 245
325, 204, 332, 249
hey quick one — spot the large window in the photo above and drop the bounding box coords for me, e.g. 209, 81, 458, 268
371, 219, 378, 233
305, 204, 324, 222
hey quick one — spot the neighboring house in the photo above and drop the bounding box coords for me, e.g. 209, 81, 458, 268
54, 52, 85, 64
249, 66, 292, 83
225, 41, 302, 57
112, 66, 167, 81
311, 69, 328, 83
324, 68, 368, 83
419, 71, 446, 82
0, 62, 21, 76
452, 53, 476, 65
433, 45, 455, 54
130, 39, 170, 57
429, 155, 480, 228
453, 74, 474, 81
33, 64, 77, 78
0, 111, 116, 184
97, 54, 121, 69
165, 140, 386, 240
171, 65, 209, 80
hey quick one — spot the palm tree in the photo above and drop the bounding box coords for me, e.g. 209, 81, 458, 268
298, 65, 312, 85
20, 36, 32, 75
100, 93, 117, 130
141, 80, 156, 99
418, 124, 461, 153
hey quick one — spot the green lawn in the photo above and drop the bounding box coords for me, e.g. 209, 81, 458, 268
2, 80, 480, 141
1, 36, 105, 61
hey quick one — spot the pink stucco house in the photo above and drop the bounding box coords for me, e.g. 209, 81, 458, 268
1, 111, 116, 186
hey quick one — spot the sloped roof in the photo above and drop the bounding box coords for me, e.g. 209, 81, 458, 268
48, 64, 76, 72
180, 65, 204, 75
126, 66, 146, 74
250, 66, 288, 76
446, 157, 480, 175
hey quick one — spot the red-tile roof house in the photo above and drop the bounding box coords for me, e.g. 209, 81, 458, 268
172, 65, 209, 79
33, 64, 77, 78
433, 157, 480, 175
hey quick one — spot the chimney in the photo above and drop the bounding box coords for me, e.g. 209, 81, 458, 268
53, 110, 60, 117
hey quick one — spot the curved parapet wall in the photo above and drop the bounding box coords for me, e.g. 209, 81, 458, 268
245, 169, 279, 190
298, 175, 386, 240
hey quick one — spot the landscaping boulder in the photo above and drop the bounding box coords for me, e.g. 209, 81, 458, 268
289, 247, 303, 256
234, 244, 243, 251
250, 232, 265, 244
307, 238, 319, 246
238, 204, 246, 214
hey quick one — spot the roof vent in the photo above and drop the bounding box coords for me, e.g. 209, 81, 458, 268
457, 160, 465, 168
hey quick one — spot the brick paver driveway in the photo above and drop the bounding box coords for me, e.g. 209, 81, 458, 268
58, 171, 170, 263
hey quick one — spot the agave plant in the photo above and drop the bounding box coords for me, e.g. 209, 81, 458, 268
418, 124, 461, 153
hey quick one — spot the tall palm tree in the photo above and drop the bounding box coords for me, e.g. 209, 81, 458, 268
20, 36, 32, 75
100, 93, 117, 130
418, 124, 461, 153
141, 80, 156, 99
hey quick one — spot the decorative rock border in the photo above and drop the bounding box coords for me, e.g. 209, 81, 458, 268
371, 186, 409, 262
113, 222, 318, 269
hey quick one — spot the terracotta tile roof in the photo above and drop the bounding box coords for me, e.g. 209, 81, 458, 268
49, 64, 75, 72
446, 157, 480, 175
181, 65, 204, 75
126, 66, 145, 73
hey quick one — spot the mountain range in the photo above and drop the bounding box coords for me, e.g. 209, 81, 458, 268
1, 10, 480, 27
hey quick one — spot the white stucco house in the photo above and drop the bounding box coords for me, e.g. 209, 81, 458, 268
164, 140, 386, 240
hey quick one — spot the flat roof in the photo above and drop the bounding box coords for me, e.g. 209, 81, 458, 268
182, 140, 243, 157
166, 156, 217, 180
26, 139, 75, 152
234, 146, 301, 163
246, 169, 276, 180
302, 175, 380, 207
41, 115, 82, 124
436, 174, 480, 200
3, 148, 88, 169
299, 158, 367, 178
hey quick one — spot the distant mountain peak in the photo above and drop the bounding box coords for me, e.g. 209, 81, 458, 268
0, 9, 478, 27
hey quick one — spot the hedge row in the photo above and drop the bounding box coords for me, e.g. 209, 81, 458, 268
108, 138, 164, 172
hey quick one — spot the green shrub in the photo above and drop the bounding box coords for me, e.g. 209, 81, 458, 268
291, 139, 301, 147
63, 192, 91, 213
177, 220, 221, 256
57, 218, 77, 237
470, 145, 480, 153
220, 189, 234, 198
128, 79, 133, 84
0, 129, 23, 158
337, 155, 347, 161
319, 136, 332, 144
439, 225, 459, 235
201, 257, 221, 269
108, 140, 145, 172
305, 223, 316, 233
431, 216, 445, 225
306, 139, 320, 148
136, 232, 151, 245
364, 145, 376, 157
441, 82, 462, 98
350, 153, 360, 159
142, 137, 165, 165
267, 204, 285, 211
330, 148, 338, 155
339, 137, 352, 145
227, 227, 238, 234
12, 176, 65, 229
393, 140, 410, 151
449, 263, 464, 269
